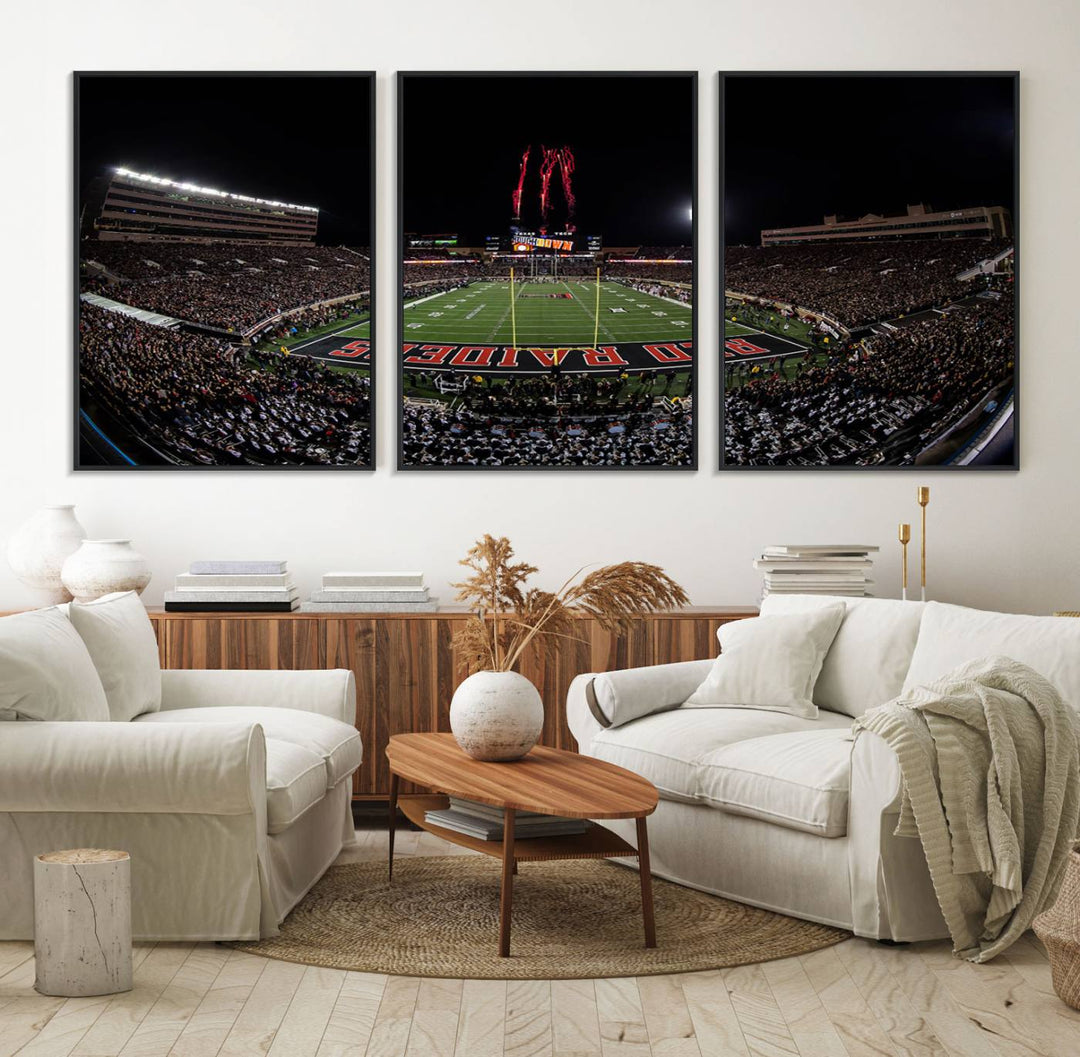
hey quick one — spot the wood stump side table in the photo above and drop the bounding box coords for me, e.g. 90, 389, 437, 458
34, 849, 133, 997
386, 733, 659, 958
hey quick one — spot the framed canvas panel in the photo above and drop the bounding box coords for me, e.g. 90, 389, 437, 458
75, 71, 375, 470
398, 71, 697, 470
720, 72, 1018, 470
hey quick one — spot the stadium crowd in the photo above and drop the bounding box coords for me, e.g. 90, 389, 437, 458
79, 304, 370, 466
616, 278, 692, 305
724, 295, 1014, 465
401, 397, 692, 467
606, 261, 693, 284
80, 241, 371, 332
724, 239, 1010, 329
83, 241, 369, 280
455, 373, 661, 419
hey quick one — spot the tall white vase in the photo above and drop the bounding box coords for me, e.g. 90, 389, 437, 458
6, 505, 87, 605
61, 540, 152, 603
449, 670, 544, 762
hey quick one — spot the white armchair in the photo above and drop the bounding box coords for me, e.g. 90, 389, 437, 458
0, 599, 361, 942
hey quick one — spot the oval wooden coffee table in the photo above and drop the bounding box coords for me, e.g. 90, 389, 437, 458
386, 732, 659, 958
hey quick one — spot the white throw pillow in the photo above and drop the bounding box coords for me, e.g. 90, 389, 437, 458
760, 594, 925, 717
684, 605, 845, 719
0, 607, 110, 721
68, 592, 162, 722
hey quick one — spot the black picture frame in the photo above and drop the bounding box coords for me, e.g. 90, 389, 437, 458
397, 70, 698, 472
719, 70, 1019, 471
73, 70, 376, 471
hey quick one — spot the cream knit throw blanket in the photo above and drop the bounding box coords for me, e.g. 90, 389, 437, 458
855, 656, 1080, 962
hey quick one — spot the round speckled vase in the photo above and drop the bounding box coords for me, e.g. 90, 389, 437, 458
60, 539, 152, 603
449, 671, 544, 762
5, 505, 87, 605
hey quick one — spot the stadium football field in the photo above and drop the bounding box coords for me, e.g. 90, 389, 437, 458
406, 280, 691, 346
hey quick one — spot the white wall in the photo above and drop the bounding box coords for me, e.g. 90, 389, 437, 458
2, 0, 1078, 615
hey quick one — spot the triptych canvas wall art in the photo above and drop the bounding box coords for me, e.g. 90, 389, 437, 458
73, 70, 1017, 472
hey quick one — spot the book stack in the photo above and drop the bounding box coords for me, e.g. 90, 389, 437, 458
299, 571, 436, 613
753, 545, 878, 598
164, 560, 298, 612
424, 797, 589, 841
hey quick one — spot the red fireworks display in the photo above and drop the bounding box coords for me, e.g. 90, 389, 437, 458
512, 144, 577, 232
511, 145, 530, 220
558, 146, 576, 231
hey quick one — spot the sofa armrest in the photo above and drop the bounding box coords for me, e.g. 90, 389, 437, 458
0, 721, 265, 816
567, 658, 714, 749
160, 668, 356, 725
847, 728, 945, 940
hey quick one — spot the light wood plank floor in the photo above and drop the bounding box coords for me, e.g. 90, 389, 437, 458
3, 825, 1078, 1057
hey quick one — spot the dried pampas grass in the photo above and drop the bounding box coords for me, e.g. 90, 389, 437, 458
453, 534, 688, 673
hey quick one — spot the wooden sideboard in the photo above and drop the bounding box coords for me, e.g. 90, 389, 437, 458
137, 607, 758, 798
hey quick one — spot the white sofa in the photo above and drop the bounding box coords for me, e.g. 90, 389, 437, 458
0, 595, 361, 942
567, 596, 1080, 941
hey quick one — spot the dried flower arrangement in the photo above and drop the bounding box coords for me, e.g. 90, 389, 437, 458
453, 534, 689, 673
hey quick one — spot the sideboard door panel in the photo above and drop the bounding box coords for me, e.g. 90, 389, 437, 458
323, 619, 376, 795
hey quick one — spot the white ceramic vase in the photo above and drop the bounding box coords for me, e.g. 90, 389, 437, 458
6, 505, 87, 605
449, 670, 544, 762
61, 540, 152, 603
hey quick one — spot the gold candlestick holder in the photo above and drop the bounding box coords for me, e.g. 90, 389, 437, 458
917, 486, 930, 602
898, 523, 911, 601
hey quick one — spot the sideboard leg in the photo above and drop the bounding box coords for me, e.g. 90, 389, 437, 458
636, 815, 657, 949
499, 808, 516, 957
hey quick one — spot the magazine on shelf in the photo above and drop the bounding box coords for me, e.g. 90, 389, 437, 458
424, 808, 588, 841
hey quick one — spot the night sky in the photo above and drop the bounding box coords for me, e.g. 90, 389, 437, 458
78, 74, 373, 245
401, 74, 695, 246
723, 74, 1015, 245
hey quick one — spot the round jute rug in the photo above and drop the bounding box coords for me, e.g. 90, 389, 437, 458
231, 856, 849, 979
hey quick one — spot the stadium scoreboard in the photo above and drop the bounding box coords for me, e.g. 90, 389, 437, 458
587, 234, 603, 252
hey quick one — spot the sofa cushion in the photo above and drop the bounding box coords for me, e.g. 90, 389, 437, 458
136, 706, 362, 788
698, 729, 853, 837
68, 592, 162, 721
903, 602, 1080, 711
265, 739, 328, 834
589, 706, 852, 804
0, 608, 110, 721
684, 606, 845, 718
761, 594, 925, 717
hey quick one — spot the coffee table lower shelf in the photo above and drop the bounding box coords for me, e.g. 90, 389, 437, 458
398, 795, 638, 860
391, 793, 656, 957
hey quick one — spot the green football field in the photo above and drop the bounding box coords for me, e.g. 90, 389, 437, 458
403, 280, 692, 346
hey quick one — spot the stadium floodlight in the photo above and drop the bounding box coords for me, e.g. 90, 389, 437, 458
112, 166, 319, 213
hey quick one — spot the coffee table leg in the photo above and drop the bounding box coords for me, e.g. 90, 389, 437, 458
499, 808, 516, 957
388, 772, 399, 884
636, 816, 657, 948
